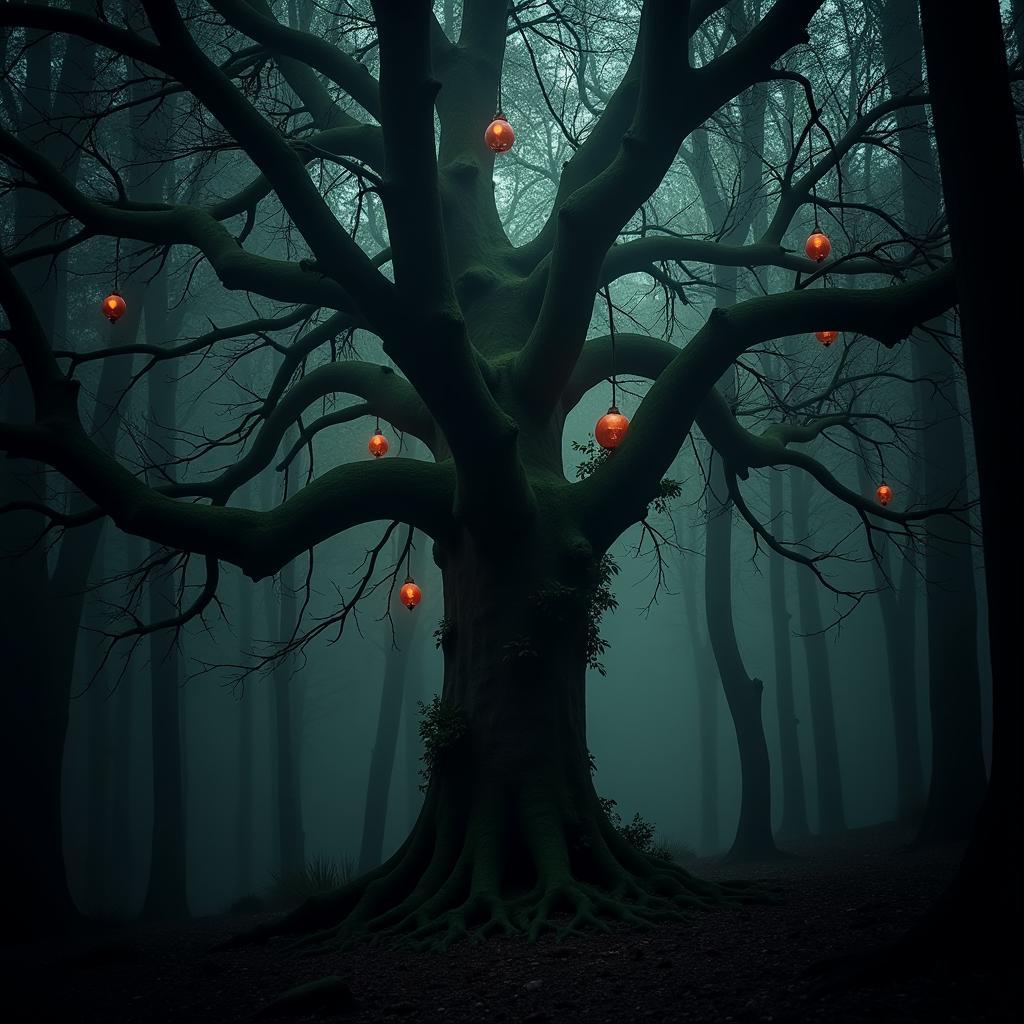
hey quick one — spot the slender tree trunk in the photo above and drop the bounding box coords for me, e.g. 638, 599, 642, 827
767, 469, 809, 837
680, 539, 720, 853
235, 490, 255, 896
266, 449, 306, 879
124, 73, 188, 920
789, 470, 846, 834
706, 450, 778, 859
696, 216, 778, 858
108, 535, 147, 919
855, 452, 925, 823
84, 534, 112, 916
274, 555, 305, 879
358, 531, 424, 873
878, 0, 986, 844
141, 365, 188, 920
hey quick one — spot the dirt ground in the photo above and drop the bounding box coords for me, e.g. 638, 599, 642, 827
4, 824, 1015, 1023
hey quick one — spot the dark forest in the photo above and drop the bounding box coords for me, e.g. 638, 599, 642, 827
0, 1, 1019, 1022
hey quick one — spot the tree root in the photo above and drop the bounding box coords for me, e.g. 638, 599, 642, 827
215, 784, 779, 955
219, 850, 774, 955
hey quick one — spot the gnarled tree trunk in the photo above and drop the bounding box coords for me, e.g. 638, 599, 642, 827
241, 519, 748, 950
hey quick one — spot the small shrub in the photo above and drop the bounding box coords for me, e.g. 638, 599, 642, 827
598, 796, 662, 857
619, 812, 657, 853
267, 854, 354, 908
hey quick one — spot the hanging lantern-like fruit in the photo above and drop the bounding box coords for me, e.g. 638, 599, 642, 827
484, 113, 515, 153
805, 230, 832, 263
815, 330, 839, 347
876, 482, 893, 506
368, 430, 389, 458
400, 577, 422, 611
102, 291, 126, 323
595, 405, 629, 451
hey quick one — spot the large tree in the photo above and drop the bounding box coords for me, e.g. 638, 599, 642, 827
1, 1, 964, 946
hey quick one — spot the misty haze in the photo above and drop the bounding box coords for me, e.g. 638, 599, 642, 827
0, 2, 1018, 1022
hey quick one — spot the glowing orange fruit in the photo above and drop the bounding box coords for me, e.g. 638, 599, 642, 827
595, 406, 629, 450
484, 115, 515, 153
805, 231, 831, 262
102, 292, 126, 323
400, 578, 422, 610
815, 330, 839, 347
368, 431, 389, 458
876, 483, 893, 506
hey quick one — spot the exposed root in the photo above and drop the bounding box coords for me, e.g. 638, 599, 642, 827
220, 852, 774, 955
216, 786, 779, 955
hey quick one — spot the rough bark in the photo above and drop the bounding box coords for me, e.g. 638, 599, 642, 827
232, 525, 753, 951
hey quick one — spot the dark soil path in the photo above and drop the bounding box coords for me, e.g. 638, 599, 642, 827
4, 824, 1014, 1023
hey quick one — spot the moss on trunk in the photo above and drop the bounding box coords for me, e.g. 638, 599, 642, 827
232, 524, 757, 950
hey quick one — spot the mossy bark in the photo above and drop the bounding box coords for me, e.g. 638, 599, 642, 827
238, 522, 752, 950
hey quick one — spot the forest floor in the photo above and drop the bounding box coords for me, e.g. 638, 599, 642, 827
4, 823, 1014, 1024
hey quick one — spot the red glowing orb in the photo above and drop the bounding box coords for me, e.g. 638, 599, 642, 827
400, 578, 422, 611
368, 431, 389, 458
102, 292, 126, 323
484, 115, 515, 153
595, 406, 629, 450
805, 231, 832, 262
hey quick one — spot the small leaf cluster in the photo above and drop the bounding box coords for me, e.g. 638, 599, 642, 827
649, 477, 682, 516
417, 695, 467, 792
573, 438, 681, 517
571, 438, 611, 480
433, 616, 454, 651
585, 554, 619, 675
598, 796, 666, 858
